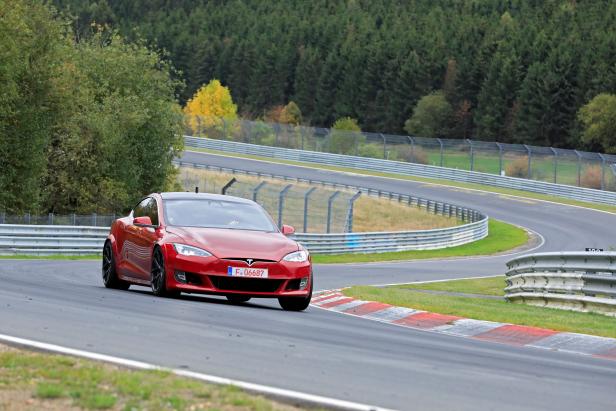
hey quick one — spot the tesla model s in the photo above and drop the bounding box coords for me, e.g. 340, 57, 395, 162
102, 192, 312, 311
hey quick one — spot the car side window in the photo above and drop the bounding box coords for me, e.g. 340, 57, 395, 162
146, 198, 159, 226
133, 198, 150, 219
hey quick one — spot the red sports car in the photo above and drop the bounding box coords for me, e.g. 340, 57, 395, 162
102, 192, 312, 311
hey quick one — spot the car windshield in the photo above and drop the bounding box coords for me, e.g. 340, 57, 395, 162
164, 199, 277, 232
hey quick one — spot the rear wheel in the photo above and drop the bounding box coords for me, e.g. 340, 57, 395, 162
278, 280, 312, 311
151, 247, 177, 297
102, 241, 129, 290
226, 295, 251, 304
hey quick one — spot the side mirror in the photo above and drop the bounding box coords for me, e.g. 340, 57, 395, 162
133, 216, 153, 226
281, 225, 295, 236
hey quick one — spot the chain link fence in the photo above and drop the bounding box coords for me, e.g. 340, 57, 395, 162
0, 213, 117, 227
180, 169, 360, 233
187, 116, 616, 192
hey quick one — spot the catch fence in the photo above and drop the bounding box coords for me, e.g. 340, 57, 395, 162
186, 117, 616, 192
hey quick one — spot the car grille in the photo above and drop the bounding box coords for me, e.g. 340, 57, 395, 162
208, 276, 283, 292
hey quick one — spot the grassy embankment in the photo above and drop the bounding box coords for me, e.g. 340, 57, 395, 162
0, 344, 304, 410
186, 147, 616, 215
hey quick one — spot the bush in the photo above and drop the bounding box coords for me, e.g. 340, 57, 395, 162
358, 143, 384, 159
581, 165, 602, 189
505, 157, 529, 178
391, 145, 428, 164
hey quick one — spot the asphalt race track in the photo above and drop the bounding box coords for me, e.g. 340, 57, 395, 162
1, 150, 615, 410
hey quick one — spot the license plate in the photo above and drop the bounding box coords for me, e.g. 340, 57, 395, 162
227, 266, 269, 278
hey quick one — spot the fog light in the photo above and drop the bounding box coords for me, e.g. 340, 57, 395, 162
299, 277, 309, 289
175, 271, 187, 283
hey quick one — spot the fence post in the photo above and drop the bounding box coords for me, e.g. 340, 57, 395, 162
26, 212, 30, 224
252, 181, 267, 202
48, 213, 53, 225
406, 136, 415, 163
598, 153, 606, 190
496, 142, 503, 175
523, 144, 532, 179
0, 212, 4, 224
72, 213, 76, 225
277, 184, 293, 228
302, 187, 317, 233
550, 147, 558, 184
92, 213, 97, 226
467, 139, 474, 171
221, 177, 237, 195
436, 138, 444, 167
326, 191, 341, 234
300, 127, 305, 151
345, 191, 362, 233
574, 150, 582, 186
379, 133, 386, 159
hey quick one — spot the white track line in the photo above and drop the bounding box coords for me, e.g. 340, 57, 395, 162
0, 333, 394, 411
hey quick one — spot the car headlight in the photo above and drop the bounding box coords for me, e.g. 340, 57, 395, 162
173, 244, 212, 257
283, 250, 309, 262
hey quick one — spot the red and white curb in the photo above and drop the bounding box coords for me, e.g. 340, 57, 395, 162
312, 290, 616, 361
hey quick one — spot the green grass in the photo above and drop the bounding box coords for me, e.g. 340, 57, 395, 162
311, 219, 528, 264
0, 254, 99, 260
0, 346, 301, 410
343, 277, 616, 338
187, 146, 616, 214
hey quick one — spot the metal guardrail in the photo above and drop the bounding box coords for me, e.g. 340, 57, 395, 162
0, 224, 108, 256
0, 185, 488, 256
184, 137, 616, 206
505, 252, 616, 317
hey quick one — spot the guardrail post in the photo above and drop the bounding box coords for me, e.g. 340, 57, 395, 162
252, 181, 267, 202
496, 142, 503, 175
523, 144, 532, 179
326, 191, 341, 234
437, 138, 444, 167
221, 177, 237, 195
574, 150, 582, 186
345, 191, 362, 233
598, 153, 606, 190
466, 139, 474, 171
550, 147, 558, 183
303, 187, 317, 233
277, 184, 293, 228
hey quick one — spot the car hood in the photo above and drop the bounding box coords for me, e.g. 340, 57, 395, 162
166, 227, 299, 260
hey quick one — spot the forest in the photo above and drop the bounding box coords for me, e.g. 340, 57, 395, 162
53, 0, 616, 151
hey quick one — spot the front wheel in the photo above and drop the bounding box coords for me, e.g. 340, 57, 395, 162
278, 281, 312, 311
102, 241, 129, 290
151, 247, 177, 297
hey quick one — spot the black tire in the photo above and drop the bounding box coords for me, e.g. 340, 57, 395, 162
102, 241, 129, 290
226, 295, 251, 304
151, 247, 177, 297
278, 280, 312, 311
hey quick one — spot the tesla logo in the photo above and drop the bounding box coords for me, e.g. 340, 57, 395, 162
246, 259, 254, 266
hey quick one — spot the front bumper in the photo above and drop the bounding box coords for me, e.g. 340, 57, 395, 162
165, 248, 312, 297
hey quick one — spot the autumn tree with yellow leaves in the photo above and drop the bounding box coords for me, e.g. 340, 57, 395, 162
183, 79, 238, 135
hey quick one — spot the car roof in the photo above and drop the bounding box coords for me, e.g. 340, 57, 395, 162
159, 192, 254, 204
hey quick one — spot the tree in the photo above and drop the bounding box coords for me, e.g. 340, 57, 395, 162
183, 79, 237, 134
280, 101, 303, 125
578, 93, 616, 154
0, 0, 66, 213
329, 117, 362, 154
404, 91, 453, 137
